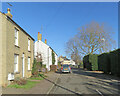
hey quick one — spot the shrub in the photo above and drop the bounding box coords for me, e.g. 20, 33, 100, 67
32, 58, 43, 77
14, 78, 27, 85
52, 51, 56, 65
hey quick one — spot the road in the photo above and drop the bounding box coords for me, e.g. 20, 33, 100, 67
49, 68, 120, 95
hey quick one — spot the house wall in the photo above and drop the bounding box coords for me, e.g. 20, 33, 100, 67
0, 12, 7, 86
0, 13, 34, 86
0, 12, 2, 87
34, 41, 53, 71
55, 54, 58, 65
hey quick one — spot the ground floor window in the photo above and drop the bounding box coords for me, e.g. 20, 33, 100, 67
14, 54, 19, 72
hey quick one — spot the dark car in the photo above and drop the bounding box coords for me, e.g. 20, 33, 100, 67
61, 64, 71, 73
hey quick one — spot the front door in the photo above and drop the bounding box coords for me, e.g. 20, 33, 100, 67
22, 53, 25, 77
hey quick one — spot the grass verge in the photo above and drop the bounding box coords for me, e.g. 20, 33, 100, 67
8, 80, 39, 89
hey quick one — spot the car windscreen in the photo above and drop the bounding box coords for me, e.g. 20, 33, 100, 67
63, 65, 69, 68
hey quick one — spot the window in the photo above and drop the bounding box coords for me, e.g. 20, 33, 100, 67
28, 39, 30, 51
15, 28, 18, 46
28, 57, 30, 70
14, 54, 18, 72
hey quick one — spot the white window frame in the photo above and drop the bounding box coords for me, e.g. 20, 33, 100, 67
28, 39, 30, 51
14, 54, 19, 73
28, 57, 30, 70
15, 28, 19, 46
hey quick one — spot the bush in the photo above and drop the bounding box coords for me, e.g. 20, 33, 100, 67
32, 58, 43, 77
14, 78, 27, 85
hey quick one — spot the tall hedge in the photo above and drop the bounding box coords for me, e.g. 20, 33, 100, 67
83, 55, 91, 70
83, 49, 120, 77
83, 54, 98, 71
109, 49, 120, 76
89, 54, 98, 71
98, 53, 110, 74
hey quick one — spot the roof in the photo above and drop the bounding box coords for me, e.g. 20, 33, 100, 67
1, 12, 35, 41
49, 46, 58, 56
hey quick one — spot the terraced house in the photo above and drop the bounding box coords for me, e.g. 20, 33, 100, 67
0, 8, 34, 86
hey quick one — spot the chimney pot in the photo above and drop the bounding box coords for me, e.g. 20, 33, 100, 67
45, 39, 47, 44
6, 8, 12, 19
38, 32, 42, 41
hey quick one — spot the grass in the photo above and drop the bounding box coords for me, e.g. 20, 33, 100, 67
8, 80, 39, 89
8, 74, 47, 89
29, 77, 43, 80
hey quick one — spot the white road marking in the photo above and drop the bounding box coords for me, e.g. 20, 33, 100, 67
46, 74, 61, 94
96, 89, 104, 96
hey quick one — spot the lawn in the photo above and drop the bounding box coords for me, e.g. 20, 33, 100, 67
8, 80, 39, 89
29, 77, 43, 80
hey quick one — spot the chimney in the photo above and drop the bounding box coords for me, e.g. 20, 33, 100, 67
6, 8, 12, 19
38, 32, 42, 41
45, 39, 47, 44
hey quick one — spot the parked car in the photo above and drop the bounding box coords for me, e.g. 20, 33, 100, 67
61, 64, 71, 73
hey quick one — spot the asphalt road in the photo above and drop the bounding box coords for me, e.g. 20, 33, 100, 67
49, 68, 120, 95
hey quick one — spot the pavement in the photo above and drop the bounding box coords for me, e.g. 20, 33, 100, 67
2, 71, 60, 94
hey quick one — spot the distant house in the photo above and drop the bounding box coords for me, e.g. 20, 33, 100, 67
34, 32, 58, 71
0, 8, 34, 86
58, 56, 75, 65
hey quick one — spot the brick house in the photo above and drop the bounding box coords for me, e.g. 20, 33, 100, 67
0, 8, 34, 86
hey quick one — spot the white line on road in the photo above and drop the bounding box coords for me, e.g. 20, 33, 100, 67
96, 89, 104, 96
46, 73, 61, 94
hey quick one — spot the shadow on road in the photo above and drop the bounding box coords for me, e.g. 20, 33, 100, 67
72, 68, 120, 94
40, 75, 81, 95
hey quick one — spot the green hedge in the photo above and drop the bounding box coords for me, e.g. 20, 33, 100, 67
83, 49, 120, 77
83, 54, 98, 71
98, 53, 110, 74
109, 49, 120, 76
83, 55, 91, 70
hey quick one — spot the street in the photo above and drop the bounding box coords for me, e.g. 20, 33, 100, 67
49, 68, 120, 95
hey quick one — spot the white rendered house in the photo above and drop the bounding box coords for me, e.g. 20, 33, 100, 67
34, 32, 58, 71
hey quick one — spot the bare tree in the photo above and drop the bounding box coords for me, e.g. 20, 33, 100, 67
65, 21, 116, 58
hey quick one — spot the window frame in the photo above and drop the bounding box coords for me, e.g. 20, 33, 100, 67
28, 38, 30, 51
14, 28, 19, 46
14, 54, 19, 73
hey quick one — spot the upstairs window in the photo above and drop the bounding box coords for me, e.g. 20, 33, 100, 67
28, 39, 30, 51
15, 28, 18, 46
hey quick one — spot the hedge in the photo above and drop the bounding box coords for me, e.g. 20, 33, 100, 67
83, 55, 91, 70
98, 53, 110, 74
109, 49, 120, 76
83, 54, 98, 71
83, 49, 120, 77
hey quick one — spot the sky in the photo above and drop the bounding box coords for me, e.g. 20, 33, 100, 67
1, 2, 118, 57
